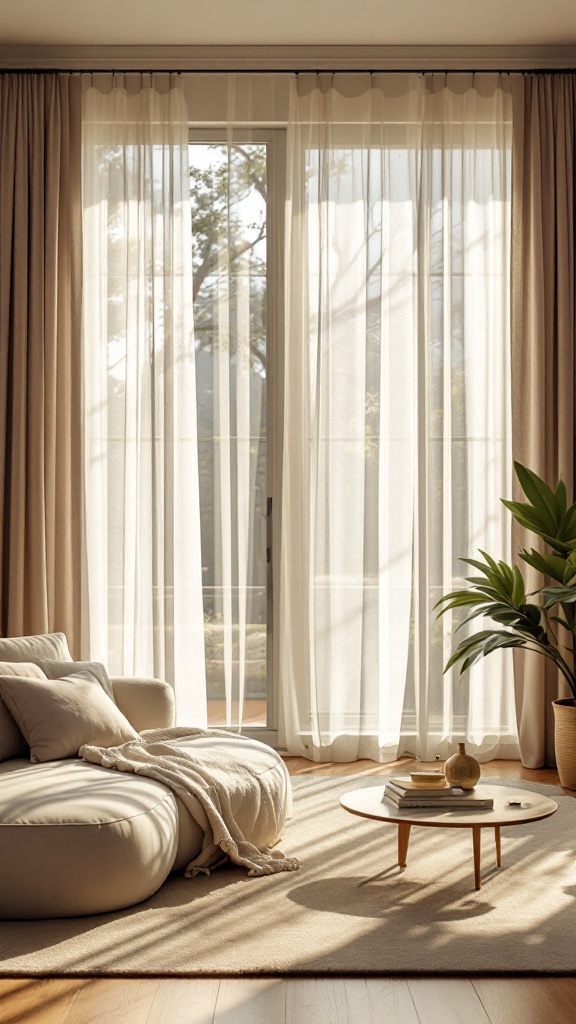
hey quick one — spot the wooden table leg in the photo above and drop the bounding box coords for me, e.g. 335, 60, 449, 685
494, 825, 501, 867
473, 826, 482, 890
397, 823, 411, 868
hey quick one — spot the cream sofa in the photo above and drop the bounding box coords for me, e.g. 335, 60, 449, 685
0, 638, 290, 920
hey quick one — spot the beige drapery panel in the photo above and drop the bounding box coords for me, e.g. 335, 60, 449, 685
0, 74, 83, 654
511, 73, 576, 767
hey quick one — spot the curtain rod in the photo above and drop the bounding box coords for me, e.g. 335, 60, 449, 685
0, 67, 575, 75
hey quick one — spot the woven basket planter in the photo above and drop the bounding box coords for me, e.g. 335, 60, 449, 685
553, 698, 576, 790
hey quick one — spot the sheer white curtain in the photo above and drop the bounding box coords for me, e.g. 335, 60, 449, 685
81, 74, 206, 724
279, 72, 518, 762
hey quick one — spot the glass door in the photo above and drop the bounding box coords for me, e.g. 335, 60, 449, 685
189, 134, 277, 734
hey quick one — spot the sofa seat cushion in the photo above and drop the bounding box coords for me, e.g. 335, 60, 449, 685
0, 735, 291, 919
0, 758, 179, 919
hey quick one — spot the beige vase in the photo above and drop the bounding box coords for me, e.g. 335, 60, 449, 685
443, 742, 481, 790
553, 699, 576, 791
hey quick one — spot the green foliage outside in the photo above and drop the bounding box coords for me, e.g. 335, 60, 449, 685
190, 143, 267, 375
435, 462, 576, 702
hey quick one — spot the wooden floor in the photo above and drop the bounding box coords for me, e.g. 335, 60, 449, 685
1, 757, 574, 1024
207, 700, 267, 727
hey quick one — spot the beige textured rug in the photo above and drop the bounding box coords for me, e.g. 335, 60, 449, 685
1, 777, 575, 976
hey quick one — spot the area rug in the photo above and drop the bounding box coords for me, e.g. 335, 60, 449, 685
1, 777, 575, 976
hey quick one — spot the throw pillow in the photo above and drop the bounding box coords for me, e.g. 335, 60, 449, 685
0, 662, 47, 762
33, 659, 115, 701
0, 632, 72, 663
0, 670, 138, 763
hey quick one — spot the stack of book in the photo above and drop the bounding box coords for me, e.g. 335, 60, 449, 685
382, 776, 494, 810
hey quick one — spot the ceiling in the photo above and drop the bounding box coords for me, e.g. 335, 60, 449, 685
0, 0, 575, 48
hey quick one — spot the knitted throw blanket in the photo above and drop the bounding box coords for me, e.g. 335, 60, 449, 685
80, 727, 299, 878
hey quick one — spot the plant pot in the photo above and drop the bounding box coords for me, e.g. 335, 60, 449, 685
552, 698, 576, 790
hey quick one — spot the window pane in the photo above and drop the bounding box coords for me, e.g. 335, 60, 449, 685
190, 142, 268, 727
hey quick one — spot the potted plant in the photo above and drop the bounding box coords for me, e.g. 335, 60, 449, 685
435, 462, 576, 789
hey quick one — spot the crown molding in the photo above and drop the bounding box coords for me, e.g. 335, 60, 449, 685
0, 44, 576, 71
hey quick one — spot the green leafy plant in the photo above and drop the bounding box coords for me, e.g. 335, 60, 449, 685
435, 462, 576, 702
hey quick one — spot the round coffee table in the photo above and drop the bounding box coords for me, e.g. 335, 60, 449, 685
340, 783, 558, 890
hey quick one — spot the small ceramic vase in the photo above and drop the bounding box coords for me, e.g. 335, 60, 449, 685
443, 742, 481, 790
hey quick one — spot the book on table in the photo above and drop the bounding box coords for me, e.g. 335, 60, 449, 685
382, 789, 494, 810
382, 777, 494, 810
386, 776, 465, 797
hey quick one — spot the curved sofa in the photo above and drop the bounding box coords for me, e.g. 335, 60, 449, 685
0, 672, 290, 919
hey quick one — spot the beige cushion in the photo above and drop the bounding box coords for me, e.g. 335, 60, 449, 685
34, 659, 115, 701
0, 662, 48, 762
0, 632, 71, 662
0, 662, 49, 677
0, 759, 179, 918
0, 670, 138, 763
